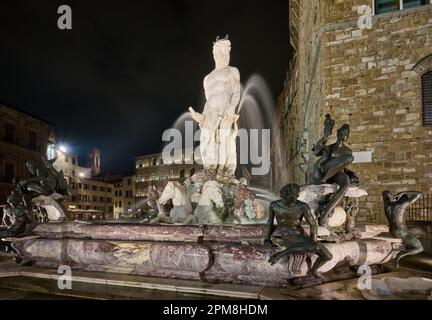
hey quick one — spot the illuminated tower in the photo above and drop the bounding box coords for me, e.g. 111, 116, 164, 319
89, 147, 101, 177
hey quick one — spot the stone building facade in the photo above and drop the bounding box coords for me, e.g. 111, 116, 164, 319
68, 178, 114, 220
0, 102, 52, 214
134, 150, 201, 198
48, 142, 114, 220
113, 175, 136, 219
274, 0, 432, 222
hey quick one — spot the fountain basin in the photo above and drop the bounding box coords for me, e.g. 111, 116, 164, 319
10, 222, 399, 288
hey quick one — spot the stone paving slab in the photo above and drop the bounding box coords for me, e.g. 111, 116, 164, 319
259, 267, 432, 300
0, 260, 261, 299
0, 261, 431, 300
1, 254, 431, 300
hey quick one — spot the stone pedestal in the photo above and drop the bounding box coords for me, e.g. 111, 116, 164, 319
11, 222, 397, 288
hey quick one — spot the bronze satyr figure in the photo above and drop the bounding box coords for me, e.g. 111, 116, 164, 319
265, 184, 332, 278
312, 114, 359, 227
1, 156, 68, 239
382, 191, 424, 269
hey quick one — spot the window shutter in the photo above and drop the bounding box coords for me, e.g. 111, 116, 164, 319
422, 71, 432, 126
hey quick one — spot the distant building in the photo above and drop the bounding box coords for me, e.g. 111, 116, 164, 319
134, 150, 202, 198
88, 148, 101, 176
48, 142, 114, 220
68, 178, 114, 220
113, 175, 136, 219
49, 143, 92, 183
0, 102, 53, 217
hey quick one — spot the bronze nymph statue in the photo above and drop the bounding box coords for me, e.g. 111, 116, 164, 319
265, 183, 332, 278
312, 114, 359, 227
382, 190, 424, 269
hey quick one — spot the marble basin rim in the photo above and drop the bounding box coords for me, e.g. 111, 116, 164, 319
10, 221, 400, 288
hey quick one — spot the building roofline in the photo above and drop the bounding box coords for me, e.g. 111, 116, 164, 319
133, 148, 196, 161
0, 99, 53, 125
133, 152, 162, 160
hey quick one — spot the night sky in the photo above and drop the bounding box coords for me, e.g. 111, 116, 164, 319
0, 0, 289, 173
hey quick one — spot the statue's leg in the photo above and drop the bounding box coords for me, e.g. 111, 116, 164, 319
268, 245, 315, 266
5, 215, 27, 236
183, 215, 196, 225
319, 172, 350, 227
22, 187, 43, 212
312, 159, 325, 184
150, 214, 171, 224
200, 119, 219, 169
310, 243, 333, 278
321, 154, 354, 183
19, 214, 39, 237
394, 234, 423, 269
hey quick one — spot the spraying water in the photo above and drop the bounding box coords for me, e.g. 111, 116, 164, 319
171, 112, 195, 132
170, 74, 274, 133
237, 74, 275, 132
168, 74, 275, 191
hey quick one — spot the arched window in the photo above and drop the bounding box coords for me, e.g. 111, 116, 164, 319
422, 71, 432, 126
179, 169, 185, 179
152, 158, 157, 166
190, 168, 196, 177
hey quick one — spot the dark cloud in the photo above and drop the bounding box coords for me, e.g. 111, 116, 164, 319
0, 0, 289, 173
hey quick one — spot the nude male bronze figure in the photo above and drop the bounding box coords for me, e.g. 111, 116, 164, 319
382, 190, 424, 269
265, 184, 333, 278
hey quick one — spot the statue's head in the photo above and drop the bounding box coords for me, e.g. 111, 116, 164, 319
382, 190, 392, 202
383, 190, 409, 203
337, 124, 350, 142
25, 159, 39, 175
213, 35, 231, 69
280, 183, 300, 203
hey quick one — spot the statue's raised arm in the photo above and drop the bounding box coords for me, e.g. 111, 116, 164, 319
312, 113, 335, 157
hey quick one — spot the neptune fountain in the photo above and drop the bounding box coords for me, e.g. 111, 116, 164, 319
1, 37, 425, 289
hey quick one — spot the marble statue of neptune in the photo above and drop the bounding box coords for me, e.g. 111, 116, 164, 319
189, 35, 241, 177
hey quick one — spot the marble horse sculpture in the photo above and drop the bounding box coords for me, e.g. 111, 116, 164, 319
382, 190, 424, 269
1, 157, 69, 239
312, 114, 359, 227
153, 181, 194, 224
194, 180, 225, 224
265, 183, 333, 278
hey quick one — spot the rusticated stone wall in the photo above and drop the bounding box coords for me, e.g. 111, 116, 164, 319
272, 0, 327, 191
275, 1, 432, 223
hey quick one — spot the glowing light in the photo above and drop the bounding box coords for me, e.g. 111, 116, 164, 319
59, 145, 68, 153
79, 172, 85, 178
